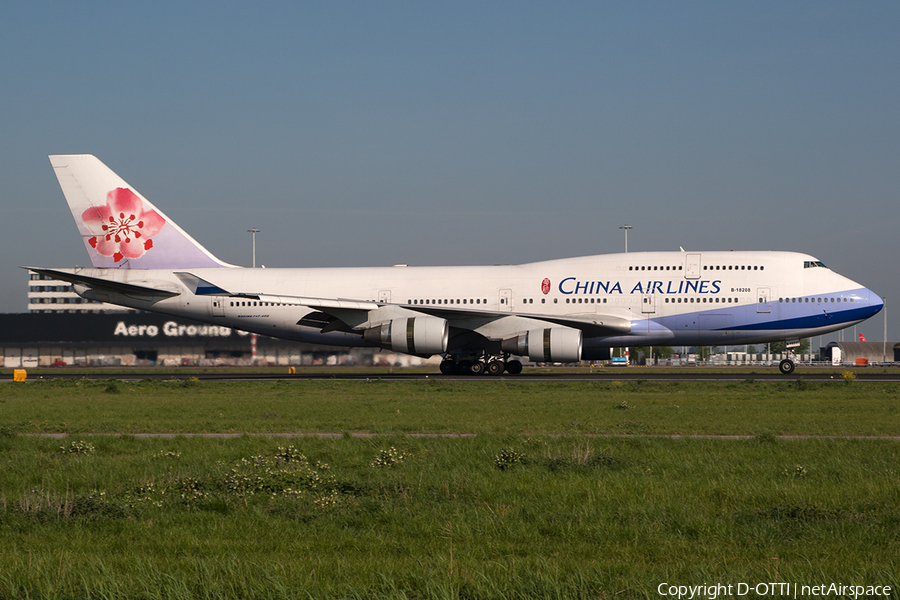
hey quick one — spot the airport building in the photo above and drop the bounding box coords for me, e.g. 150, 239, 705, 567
27, 271, 129, 313
12, 274, 430, 368
0, 312, 407, 368
823, 341, 900, 366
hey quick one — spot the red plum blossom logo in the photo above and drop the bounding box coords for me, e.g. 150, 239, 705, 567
541, 278, 551, 295
81, 188, 165, 262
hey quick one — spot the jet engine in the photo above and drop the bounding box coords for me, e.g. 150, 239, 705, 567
501, 327, 583, 363
363, 316, 449, 356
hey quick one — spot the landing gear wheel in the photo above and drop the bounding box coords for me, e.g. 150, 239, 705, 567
468, 361, 485, 376
439, 360, 456, 375
486, 360, 504, 376
505, 360, 523, 375
457, 360, 471, 374
779, 359, 795, 375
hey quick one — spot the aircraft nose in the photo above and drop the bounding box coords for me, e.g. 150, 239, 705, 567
863, 288, 884, 318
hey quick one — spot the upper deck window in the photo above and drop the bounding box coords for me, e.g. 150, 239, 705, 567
804, 261, 828, 268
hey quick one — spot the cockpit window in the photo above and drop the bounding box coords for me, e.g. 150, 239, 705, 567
803, 261, 828, 269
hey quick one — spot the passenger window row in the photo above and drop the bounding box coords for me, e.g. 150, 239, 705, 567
703, 265, 763, 271
629, 265, 683, 271
664, 297, 739, 303
627, 265, 765, 272
409, 298, 487, 305
231, 301, 282, 307
780, 297, 853, 303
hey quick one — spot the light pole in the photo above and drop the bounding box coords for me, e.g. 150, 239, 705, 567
617, 224, 633, 365
247, 228, 260, 268
247, 228, 261, 364
883, 297, 888, 364
619, 225, 633, 253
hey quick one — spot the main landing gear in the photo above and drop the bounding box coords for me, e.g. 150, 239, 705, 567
439, 353, 523, 376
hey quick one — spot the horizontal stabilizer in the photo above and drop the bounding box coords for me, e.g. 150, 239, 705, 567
24, 267, 181, 298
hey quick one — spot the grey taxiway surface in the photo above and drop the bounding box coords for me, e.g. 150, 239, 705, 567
12, 369, 900, 383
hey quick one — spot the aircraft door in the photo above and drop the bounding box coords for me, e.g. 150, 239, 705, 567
684, 254, 701, 279
641, 294, 656, 314
378, 290, 391, 304
499, 289, 513, 312
209, 297, 226, 317
757, 287, 771, 313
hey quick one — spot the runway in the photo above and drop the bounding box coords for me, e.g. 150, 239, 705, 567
15, 368, 900, 383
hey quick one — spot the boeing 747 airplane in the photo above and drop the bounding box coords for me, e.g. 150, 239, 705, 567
28, 155, 883, 375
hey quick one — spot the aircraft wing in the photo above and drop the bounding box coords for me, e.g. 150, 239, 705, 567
271, 296, 631, 340
399, 304, 632, 336
175, 272, 379, 310
176, 272, 632, 338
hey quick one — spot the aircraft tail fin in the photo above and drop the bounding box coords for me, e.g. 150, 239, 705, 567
49, 155, 233, 269
858, 333, 867, 342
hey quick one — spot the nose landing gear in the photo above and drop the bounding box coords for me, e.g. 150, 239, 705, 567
778, 358, 795, 375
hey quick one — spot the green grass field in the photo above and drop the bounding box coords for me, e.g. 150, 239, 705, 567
1, 379, 899, 599
1, 377, 899, 436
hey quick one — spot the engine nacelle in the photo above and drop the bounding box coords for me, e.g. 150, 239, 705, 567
363, 316, 449, 356
501, 327, 583, 363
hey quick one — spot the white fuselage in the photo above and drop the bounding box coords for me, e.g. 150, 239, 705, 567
67, 250, 882, 355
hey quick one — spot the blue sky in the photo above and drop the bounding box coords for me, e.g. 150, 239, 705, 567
2, 1, 898, 342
